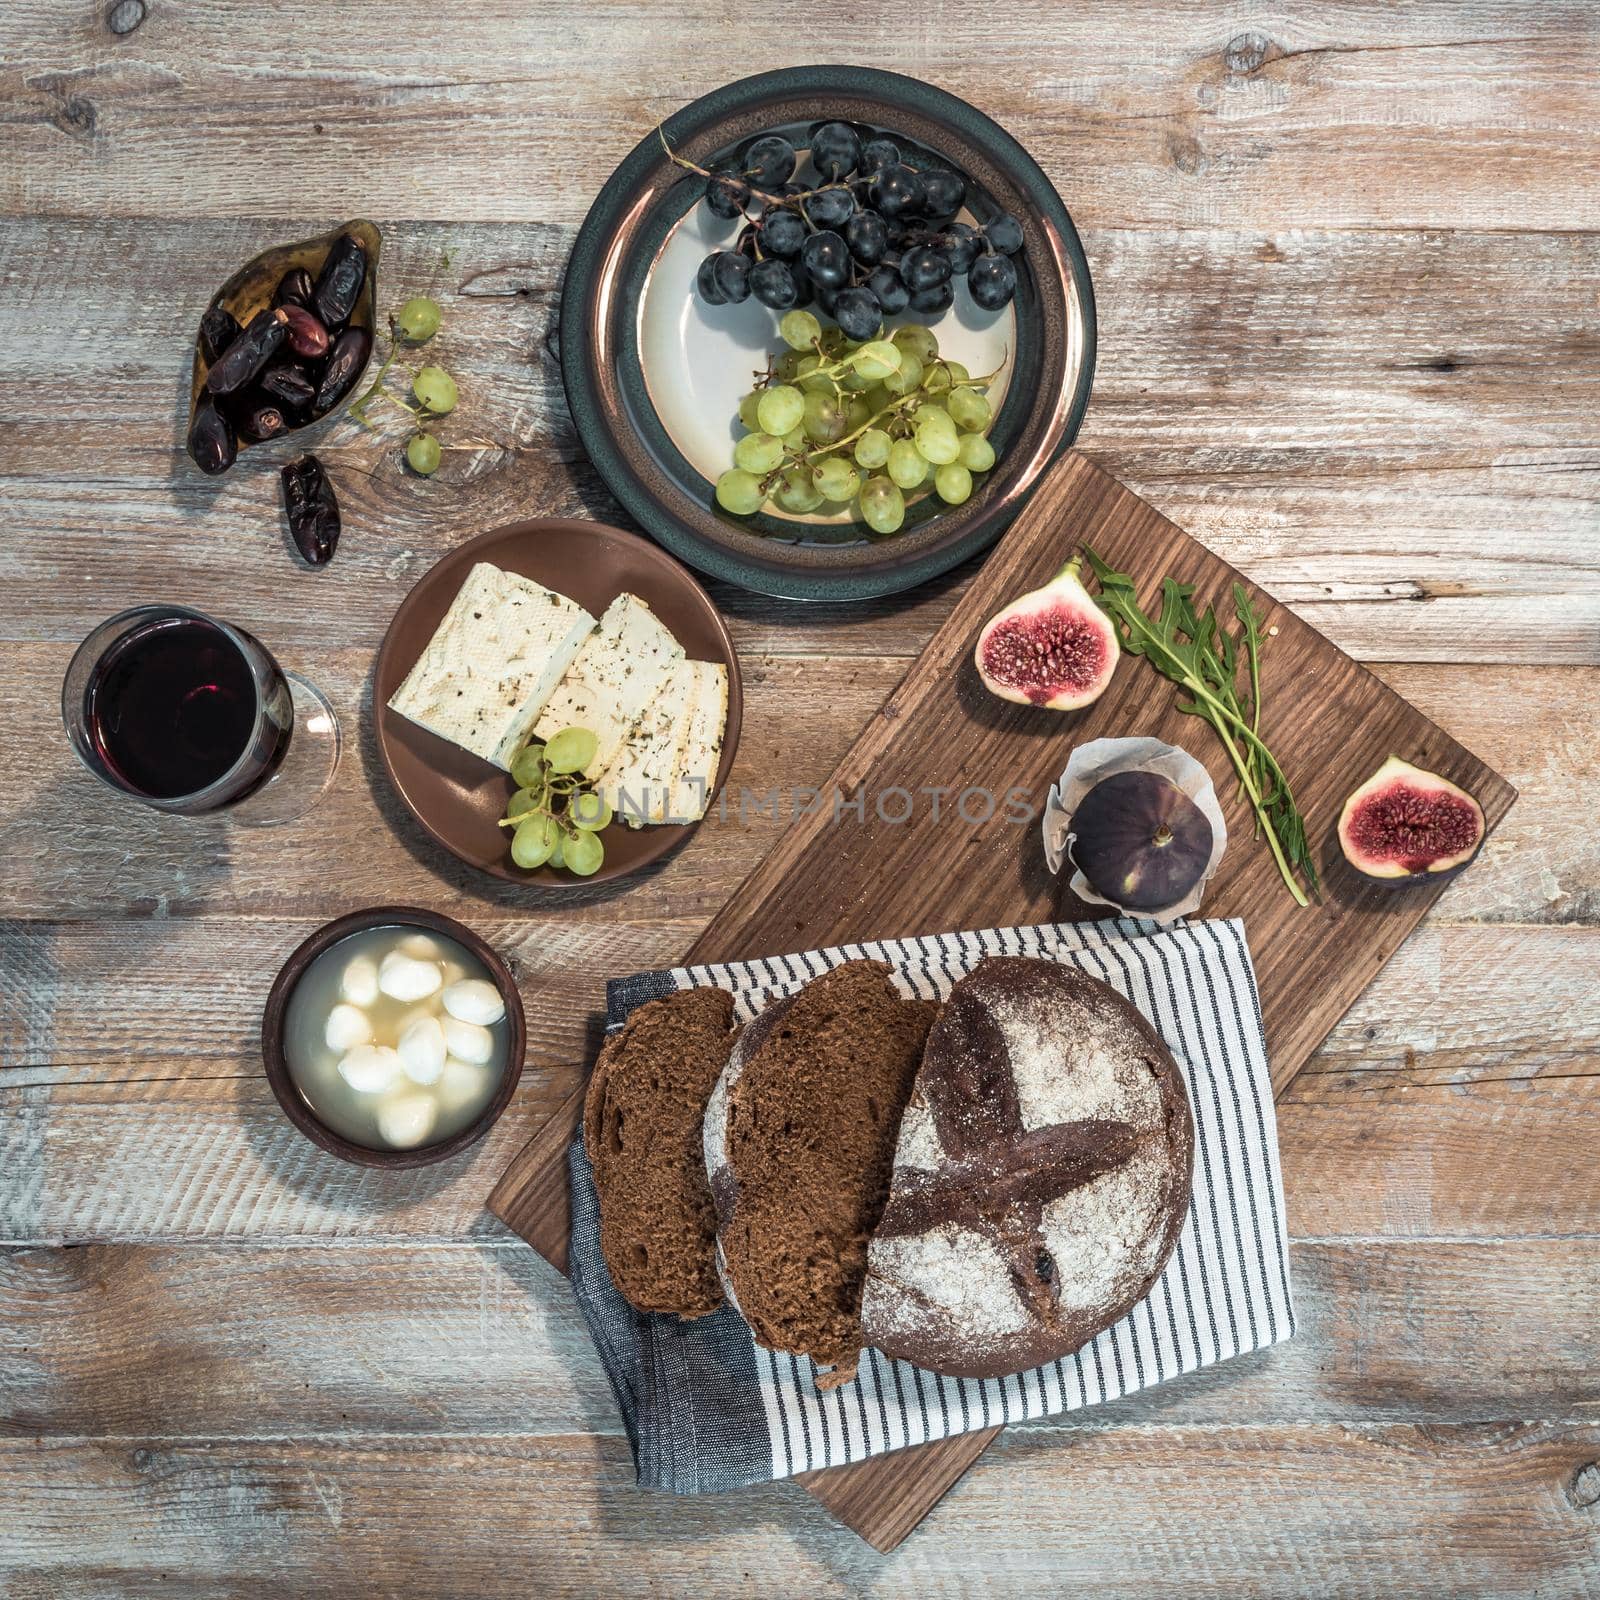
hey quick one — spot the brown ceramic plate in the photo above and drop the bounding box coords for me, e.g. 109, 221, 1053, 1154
262, 907, 526, 1170
374, 519, 742, 886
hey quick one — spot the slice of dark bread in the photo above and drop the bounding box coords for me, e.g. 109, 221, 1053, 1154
860, 956, 1195, 1378
583, 986, 739, 1319
703, 960, 938, 1387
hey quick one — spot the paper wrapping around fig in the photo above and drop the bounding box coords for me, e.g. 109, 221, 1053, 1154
1042, 737, 1228, 924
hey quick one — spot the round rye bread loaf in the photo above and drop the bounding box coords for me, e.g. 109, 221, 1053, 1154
859, 956, 1195, 1379
583, 986, 739, 1319
703, 960, 938, 1387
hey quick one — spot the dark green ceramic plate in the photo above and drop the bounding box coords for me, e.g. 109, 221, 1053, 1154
560, 65, 1096, 602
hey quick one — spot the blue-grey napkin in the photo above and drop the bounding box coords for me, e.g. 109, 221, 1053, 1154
567, 916, 1294, 1493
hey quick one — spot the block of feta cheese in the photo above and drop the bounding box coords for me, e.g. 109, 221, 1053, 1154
534, 592, 684, 773
591, 659, 699, 827
666, 661, 729, 823
386, 563, 595, 771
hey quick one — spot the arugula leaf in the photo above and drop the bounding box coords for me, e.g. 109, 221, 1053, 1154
1082, 546, 1320, 906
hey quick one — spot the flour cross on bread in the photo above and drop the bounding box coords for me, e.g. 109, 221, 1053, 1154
861, 957, 1195, 1381
873, 978, 1155, 1324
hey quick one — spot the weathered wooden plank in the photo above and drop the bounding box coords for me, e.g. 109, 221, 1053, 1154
0, 1064, 583, 1246
4, 997, 1596, 1244
1295, 923, 1600, 1084
1, 648, 894, 924
4, 1, 1597, 232
0, 1423, 1595, 1598
12, 953, 1600, 1241
3, 1240, 1595, 1439
1, 218, 1595, 662
8, 921, 1596, 1093
5, 647, 1595, 923
1279, 1078, 1600, 1239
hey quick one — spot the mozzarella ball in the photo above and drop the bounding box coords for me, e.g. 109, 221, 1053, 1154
376, 1092, 437, 1149
442, 978, 506, 1027
398, 933, 444, 961
436, 1056, 495, 1117
442, 1017, 494, 1065
397, 1014, 447, 1085
339, 955, 380, 1007
324, 1003, 372, 1053
377, 951, 443, 1002
338, 1043, 402, 1094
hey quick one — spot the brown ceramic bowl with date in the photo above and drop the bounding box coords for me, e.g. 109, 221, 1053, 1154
261, 906, 526, 1169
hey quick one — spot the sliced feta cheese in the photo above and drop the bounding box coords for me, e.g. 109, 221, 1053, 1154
591, 659, 698, 827
534, 592, 684, 774
386, 561, 596, 771
666, 660, 729, 824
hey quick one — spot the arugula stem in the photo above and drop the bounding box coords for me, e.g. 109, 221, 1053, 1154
1082, 546, 1319, 905
1202, 715, 1311, 907
1110, 607, 1309, 904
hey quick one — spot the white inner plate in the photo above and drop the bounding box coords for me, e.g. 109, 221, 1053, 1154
638, 165, 1016, 529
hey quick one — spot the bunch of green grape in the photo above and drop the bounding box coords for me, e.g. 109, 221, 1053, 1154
714, 312, 999, 537
498, 727, 613, 876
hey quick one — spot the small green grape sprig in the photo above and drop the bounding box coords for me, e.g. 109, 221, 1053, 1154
497, 727, 613, 877
347, 294, 462, 476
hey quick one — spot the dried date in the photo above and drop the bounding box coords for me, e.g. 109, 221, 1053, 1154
310, 233, 367, 330
281, 455, 340, 565
199, 304, 241, 365
313, 326, 372, 414
278, 304, 330, 359
187, 394, 237, 475
272, 267, 315, 308
205, 307, 288, 396
259, 361, 318, 416
237, 400, 288, 444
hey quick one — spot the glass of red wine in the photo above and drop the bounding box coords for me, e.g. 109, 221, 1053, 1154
62, 605, 340, 825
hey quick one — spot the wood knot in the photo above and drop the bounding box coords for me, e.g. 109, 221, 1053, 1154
106, 0, 147, 34
130, 1448, 152, 1470
54, 96, 97, 136
1569, 1461, 1600, 1510
1224, 30, 1273, 74
1165, 132, 1205, 176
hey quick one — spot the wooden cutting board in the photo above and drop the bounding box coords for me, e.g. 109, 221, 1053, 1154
488, 449, 1516, 1552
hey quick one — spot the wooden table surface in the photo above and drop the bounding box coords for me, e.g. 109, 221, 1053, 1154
2, 3, 1596, 1595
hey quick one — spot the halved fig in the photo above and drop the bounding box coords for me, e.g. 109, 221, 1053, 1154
974, 557, 1120, 710
1337, 756, 1485, 881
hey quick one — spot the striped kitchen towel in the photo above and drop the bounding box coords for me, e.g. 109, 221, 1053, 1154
565, 916, 1295, 1493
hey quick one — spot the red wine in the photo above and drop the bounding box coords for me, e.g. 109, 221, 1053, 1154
82, 616, 279, 800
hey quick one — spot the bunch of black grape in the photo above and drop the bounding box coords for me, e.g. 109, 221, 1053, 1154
689, 122, 1023, 340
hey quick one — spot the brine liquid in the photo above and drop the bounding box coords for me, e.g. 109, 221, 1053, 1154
82, 615, 271, 798
282, 925, 509, 1150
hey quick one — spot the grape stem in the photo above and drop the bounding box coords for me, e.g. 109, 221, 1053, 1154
760, 357, 1005, 485
657, 126, 877, 221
